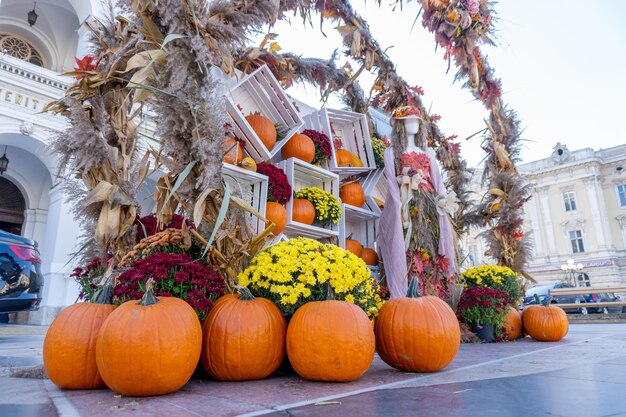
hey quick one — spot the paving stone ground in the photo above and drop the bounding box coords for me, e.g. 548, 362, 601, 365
1, 323, 625, 417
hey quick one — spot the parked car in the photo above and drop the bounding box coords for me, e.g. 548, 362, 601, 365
523, 282, 588, 314
585, 292, 623, 314
0, 230, 43, 314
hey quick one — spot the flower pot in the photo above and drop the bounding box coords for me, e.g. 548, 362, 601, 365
471, 323, 496, 343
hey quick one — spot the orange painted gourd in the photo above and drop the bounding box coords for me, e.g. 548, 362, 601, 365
286, 287, 375, 382
522, 296, 568, 342
43, 285, 115, 389
245, 113, 276, 151
335, 149, 363, 167
265, 202, 287, 234
201, 287, 286, 381
281, 133, 315, 164
360, 248, 379, 266
292, 198, 315, 225
375, 277, 460, 372
239, 157, 257, 172
345, 239, 363, 257
223, 138, 242, 165
340, 182, 366, 207
502, 306, 523, 340
96, 279, 202, 396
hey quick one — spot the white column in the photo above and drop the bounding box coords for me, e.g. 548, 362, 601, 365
37, 184, 82, 323
537, 186, 557, 255
525, 194, 545, 259
617, 216, 626, 250
584, 176, 609, 249
22, 208, 48, 247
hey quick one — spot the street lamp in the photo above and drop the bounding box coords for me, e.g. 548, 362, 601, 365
560, 258, 584, 286
27, 2, 38, 27
0, 145, 9, 175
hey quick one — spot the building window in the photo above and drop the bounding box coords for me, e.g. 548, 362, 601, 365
577, 273, 591, 288
617, 184, 626, 207
563, 191, 577, 212
569, 230, 585, 253
0, 33, 45, 67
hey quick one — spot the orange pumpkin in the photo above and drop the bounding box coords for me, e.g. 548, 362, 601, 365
361, 248, 379, 266
292, 198, 315, 225
502, 306, 523, 340
281, 133, 315, 164
265, 201, 287, 234
340, 182, 366, 207
96, 279, 202, 396
201, 287, 286, 381
43, 285, 115, 389
345, 239, 363, 257
223, 138, 242, 165
522, 296, 568, 342
286, 288, 375, 382
375, 277, 460, 372
335, 149, 363, 167
246, 113, 276, 151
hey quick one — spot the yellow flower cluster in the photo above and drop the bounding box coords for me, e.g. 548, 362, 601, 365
461, 264, 522, 302
238, 237, 383, 317
295, 187, 342, 225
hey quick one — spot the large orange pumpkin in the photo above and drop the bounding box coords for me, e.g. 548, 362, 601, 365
286, 288, 375, 382
502, 306, 523, 340
201, 287, 286, 381
292, 198, 315, 225
223, 138, 242, 165
96, 279, 202, 396
361, 248, 379, 266
340, 182, 366, 207
43, 285, 115, 389
335, 149, 364, 167
345, 238, 363, 257
522, 296, 568, 342
375, 277, 460, 372
265, 201, 287, 234
246, 113, 276, 151
281, 133, 315, 164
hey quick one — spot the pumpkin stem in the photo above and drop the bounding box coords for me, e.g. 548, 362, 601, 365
533, 294, 541, 306
542, 296, 553, 307
137, 278, 158, 306
406, 276, 420, 298
235, 285, 255, 301
326, 283, 336, 301
92, 284, 113, 305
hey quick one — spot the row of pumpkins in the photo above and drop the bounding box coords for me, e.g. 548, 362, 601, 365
43, 279, 568, 397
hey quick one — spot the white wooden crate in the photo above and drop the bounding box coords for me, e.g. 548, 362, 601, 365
227, 65, 304, 162
303, 108, 376, 175
338, 204, 380, 250
361, 168, 385, 214
222, 162, 268, 235
276, 157, 340, 239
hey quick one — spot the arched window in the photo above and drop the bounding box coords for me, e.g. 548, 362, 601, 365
0, 33, 45, 67
0, 177, 25, 235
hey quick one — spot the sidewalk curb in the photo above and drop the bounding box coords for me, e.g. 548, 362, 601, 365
44, 380, 82, 417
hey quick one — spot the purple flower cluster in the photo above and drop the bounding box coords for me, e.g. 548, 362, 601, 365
302, 129, 332, 165
112, 252, 225, 320
257, 163, 292, 205
134, 213, 194, 240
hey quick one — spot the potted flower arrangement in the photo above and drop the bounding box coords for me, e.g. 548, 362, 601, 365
301, 129, 332, 167
371, 136, 387, 169
457, 286, 512, 342
256, 163, 292, 234
238, 237, 383, 318
294, 187, 342, 226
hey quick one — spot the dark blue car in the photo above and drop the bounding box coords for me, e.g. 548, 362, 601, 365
0, 230, 42, 314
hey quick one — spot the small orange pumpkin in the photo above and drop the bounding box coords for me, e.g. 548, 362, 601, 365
281, 133, 315, 164
292, 198, 315, 225
502, 306, 523, 340
345, 238, 363, 257
335, 149, 363, 167
223, 138, 242, 165
43, 285, 115, 389
96, 279, 202, 396
361, 248, 379, 266
340, 182, 366, 207
286, 286, 375, 382
265, 201, 287, 234
522, 296, 568, 342
375, 277, 460, 372
201, 287, 286, 381
246, 113, 276, 151
239, 157, 257, 172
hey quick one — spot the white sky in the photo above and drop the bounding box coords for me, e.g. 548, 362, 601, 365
265, 1, 626, 168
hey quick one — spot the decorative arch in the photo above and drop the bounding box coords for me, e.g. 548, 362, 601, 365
0, 33, 46, 67
0, 17, 60, 69
0, 176, 25, 235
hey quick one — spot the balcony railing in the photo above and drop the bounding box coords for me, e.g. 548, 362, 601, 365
0, 53, 71, 99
